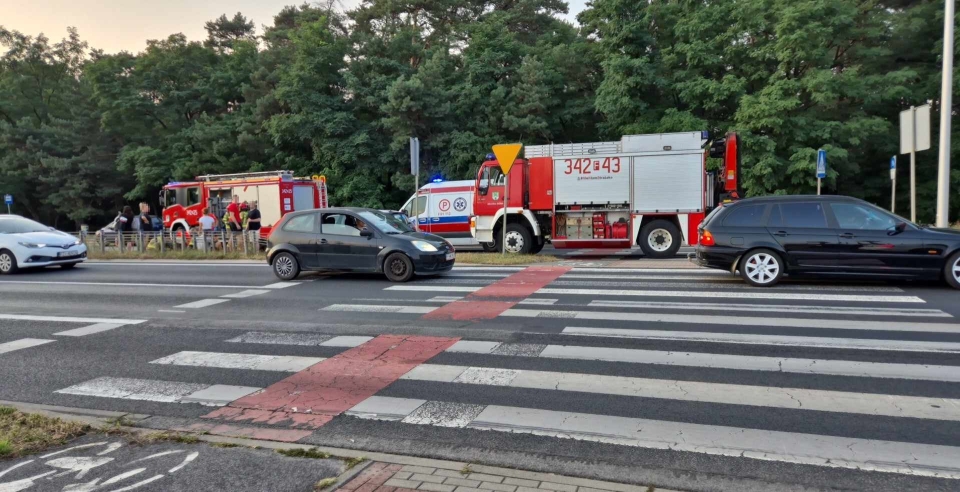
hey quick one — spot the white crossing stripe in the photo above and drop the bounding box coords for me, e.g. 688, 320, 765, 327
385, 286, 480, 293
346, 397, 960, 479
587, 300, 951, 318
54, 323, 125, 337
55, 377, 259, 406
518, 298, 558, 305
262, 282, 302, 289
0, 338, 55, 354
400, 364, 960, 421
562, 327, 960, 353
220, 289, 271, 299
536, 345, 960, 382
443, 273, 511, 278
502, 309, 958, 334
568, 268, 727, 274
321, 304, 437, 314
0, 280, 266, 289
174, 299, 231, 309
552, 280, 903, 292
151, 351, 323, 372
451, 266, 525, 271
565, 274, 744, 281
535, 288, 924, 303
0, 314, 146, 325
428, 296, 464, 302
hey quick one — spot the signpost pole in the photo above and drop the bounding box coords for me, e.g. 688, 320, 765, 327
891, 156, 898, 214
410, 137, 420, 232
3, 194, 11, 214
502, 174, 508, 255
936, 0, 955, 227
910, 106, 917, 223
816, 149, 827, 196
817, 178, 821, 196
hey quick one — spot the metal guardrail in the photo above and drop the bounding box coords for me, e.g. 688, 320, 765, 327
71, 230, 264, 255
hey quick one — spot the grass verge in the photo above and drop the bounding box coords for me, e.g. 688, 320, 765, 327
0, 406, 89, 459
277, 447, 331, 459
314, 477, 338, 490
455, 252, 558, 265
87, 250, 264, 261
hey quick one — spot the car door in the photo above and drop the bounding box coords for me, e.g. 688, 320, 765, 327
317, 213, 380, 271
279, 212, 321, 268
827, 201, 934, 275
766, 202, 841, 271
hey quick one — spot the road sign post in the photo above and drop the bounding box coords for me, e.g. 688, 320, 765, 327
937, 0, 955, 227
3, 194, 11, 215
890, 156, 897, 213
900, 104, 931, 223
410, 137, 420, 231
816, 149, 827, 195
491, 143, 523, 255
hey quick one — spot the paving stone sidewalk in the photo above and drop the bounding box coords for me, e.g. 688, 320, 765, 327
339, 462, 681, 492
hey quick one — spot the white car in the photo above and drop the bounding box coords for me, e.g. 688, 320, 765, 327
0, 215, 88, 274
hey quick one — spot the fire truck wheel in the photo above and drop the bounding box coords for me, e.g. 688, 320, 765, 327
384, 252, 414, 282
501, 224, 532, 254
639, 220, 681, 258
529, 240, 545, 255
271, 252, 300, 281
0, 250, 18, 275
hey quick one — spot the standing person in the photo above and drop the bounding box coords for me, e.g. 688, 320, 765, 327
246, 201, 261, 232
240, 202, 250, 230
225, 195, 242, 232
138, 202, 153, 232
198, 208, 216, 231
118, 206, 134, 232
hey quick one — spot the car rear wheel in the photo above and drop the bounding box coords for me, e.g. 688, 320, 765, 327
639, 220, 682, 258
0, 250, 18, 275
481, 242, 497, 252
740, 249, 783, 287
384, 252, 414, 282
272, 252, 300, 281
60, 263, 79, 270
945, 251, 960, 290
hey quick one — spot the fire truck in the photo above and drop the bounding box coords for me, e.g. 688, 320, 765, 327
470, 131, 742, 257
160, 171, 329, 237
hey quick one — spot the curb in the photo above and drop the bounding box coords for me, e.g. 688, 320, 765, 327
0, 400, 682, 492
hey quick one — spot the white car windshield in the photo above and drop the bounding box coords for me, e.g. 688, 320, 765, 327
0, 217, 51, 234
359, 211, 414, 234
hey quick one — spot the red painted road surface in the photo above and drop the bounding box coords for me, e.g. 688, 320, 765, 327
204, 335, 459, 428
423, 266, 571, 321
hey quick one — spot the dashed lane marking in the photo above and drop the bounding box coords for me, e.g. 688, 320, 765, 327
0, 338, 55, 354
54, 323, 125, 337
220, 289, 271, 299
0, 314, 145, 325
174, 299, 231, 309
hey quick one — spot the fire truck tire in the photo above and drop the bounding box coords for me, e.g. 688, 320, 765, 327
530, 240, 545, 255
639, 220, 682, 258
501, 223, 532, 254
271, 252, 300, 281
384, 252, 415, 282
0, 249, 18, 275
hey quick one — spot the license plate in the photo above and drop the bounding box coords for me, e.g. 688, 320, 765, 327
445, 252, 455, 261
57, 251, 75, 258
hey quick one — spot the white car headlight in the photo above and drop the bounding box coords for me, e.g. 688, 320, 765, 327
18, 242, 46, 249
412, 241, 438, 252
73, 239, 82, 245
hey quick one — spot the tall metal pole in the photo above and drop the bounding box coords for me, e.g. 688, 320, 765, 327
501, 173, 508, 255
817, 178, 821, 196
910, 106, 918, 223
937, 0, 955, 227
892, 175, 897, 214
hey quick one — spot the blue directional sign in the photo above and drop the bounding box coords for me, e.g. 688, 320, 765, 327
3, 194, 11, 206
890, 156, 897, 180
816, 149, 827, 179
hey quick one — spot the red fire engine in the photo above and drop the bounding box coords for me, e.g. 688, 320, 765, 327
160, 171, 329, 237
469, 131, 742, 257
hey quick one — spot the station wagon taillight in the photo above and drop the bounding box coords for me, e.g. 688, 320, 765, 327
699, 230, 715, 246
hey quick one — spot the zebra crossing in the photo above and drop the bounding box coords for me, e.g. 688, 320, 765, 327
43, 266, 960, 483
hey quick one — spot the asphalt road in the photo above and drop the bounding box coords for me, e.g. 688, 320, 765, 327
1, 259, 960, 492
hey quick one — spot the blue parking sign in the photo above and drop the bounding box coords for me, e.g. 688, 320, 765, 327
816, 149, 827, 179
3, 195, 11, 206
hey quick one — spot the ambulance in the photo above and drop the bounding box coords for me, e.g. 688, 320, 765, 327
400, 180, 488, 248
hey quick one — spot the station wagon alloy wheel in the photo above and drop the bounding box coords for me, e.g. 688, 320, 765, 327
743, 251, 781, 286
647, 228, 673, 253
954, 256, 960, 284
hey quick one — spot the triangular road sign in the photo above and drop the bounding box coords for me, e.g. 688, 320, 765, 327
492, 143, 523, 174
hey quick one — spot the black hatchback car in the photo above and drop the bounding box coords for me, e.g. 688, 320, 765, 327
694, 195, 960, 289
266, 208, 455, 282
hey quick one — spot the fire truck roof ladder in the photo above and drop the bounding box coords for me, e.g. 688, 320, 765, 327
195, 171, 294, 182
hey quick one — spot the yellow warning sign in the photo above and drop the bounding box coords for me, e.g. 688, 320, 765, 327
492, 143, 523, 175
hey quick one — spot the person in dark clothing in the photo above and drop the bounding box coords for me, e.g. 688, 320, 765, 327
247, 201, 261, 232
138, 202, 153, 232
119, 206, 134, 232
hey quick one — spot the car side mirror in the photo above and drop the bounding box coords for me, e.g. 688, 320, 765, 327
360, 229, 374, 238
478, 182, 488, 196
895, 222, 907, 233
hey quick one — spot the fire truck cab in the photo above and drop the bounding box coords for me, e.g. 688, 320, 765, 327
470, 131, 741, 257
161, 171, 328, 237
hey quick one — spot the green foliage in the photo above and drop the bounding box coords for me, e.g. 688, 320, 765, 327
1, 0, 958, 226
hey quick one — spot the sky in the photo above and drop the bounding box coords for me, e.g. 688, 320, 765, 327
0, 0, 589, 54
